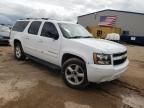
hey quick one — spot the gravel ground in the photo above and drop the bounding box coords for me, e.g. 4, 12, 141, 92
0, 45, 144, 108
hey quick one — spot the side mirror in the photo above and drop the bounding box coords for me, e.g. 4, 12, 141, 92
47, 32, 59, 40
52, 34, 59, 40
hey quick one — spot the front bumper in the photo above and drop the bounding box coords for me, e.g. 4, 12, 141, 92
86, 59, 129, 83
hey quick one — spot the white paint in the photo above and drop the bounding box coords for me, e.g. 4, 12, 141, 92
131, 37, 136, 41
10, 20, 128, 84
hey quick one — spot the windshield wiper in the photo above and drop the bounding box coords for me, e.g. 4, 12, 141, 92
68, 36, 83, 39
69, 36, 93, 39
82, 36, 93, 38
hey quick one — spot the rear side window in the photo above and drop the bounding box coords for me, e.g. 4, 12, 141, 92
28, 21, 42, 35
41, 22, 59, 37
12, 21, 29, 32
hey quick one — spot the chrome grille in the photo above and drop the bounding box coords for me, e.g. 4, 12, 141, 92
113, 51, 127, 65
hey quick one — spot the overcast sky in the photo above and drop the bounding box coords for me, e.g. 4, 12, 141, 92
0, 0, 143, 25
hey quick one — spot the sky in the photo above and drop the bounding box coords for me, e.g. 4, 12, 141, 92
0, 0, 143, 25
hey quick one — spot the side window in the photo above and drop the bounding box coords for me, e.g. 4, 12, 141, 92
12, 21, 29, 32
41, 22, 59, 38
28, 21, 42, 35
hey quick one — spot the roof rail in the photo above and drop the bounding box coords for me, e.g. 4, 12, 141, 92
24, 18, 52, 20
41, 18, 50, 20
19, 18, 57, 21
41, 18, 57, 20
26, 18, 40, 20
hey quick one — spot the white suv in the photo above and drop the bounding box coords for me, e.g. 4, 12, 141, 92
10, 18, 129, 89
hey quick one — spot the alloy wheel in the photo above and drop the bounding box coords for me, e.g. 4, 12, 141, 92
65, 64, 85, 85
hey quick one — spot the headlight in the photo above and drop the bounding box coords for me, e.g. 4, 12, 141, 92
93, 53, 111, 65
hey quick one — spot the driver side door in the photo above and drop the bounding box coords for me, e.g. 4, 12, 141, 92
38, 22, 61, 65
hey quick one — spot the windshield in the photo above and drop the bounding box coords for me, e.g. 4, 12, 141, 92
59, 23, 93, 39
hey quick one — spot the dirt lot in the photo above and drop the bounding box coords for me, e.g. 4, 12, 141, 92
0, 45, 144, 108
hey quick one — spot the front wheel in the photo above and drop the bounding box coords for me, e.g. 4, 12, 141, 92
62, 58, 88, 89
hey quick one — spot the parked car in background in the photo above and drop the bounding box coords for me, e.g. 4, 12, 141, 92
10, 18, 129, 89
0, 25, 10, 44
106, 33, 120, 42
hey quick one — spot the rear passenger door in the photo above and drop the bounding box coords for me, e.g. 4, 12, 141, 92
38, 22, 61, 65
24, 21, 42, 57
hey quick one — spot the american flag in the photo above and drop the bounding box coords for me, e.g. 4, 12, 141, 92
98, 16, 117, 26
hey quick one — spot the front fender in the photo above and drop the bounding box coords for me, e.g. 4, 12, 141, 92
60, 50, 90, 67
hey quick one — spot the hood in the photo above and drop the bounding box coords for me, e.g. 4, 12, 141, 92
71, 38, 127, 54
0, 31, 10, 37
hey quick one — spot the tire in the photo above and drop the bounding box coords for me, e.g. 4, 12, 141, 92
62, 58, 88, 89
14, 42, 25, 60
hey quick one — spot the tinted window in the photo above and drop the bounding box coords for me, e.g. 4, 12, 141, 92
12, 21, 29, 32
123, 31, 129, 35
41, 22, 59, 38
28, 21, 42, 35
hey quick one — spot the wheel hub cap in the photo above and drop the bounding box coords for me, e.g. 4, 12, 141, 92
15, 46, 21, 58
65, 64, 84, 85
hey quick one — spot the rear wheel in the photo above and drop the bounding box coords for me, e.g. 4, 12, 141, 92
62, 58, 88, 89
14, 43, 25, 60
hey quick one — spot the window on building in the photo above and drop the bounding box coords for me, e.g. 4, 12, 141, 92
97, 30, 102, 37
122, 31, 129, 35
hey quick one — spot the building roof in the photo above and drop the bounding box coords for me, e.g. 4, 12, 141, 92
78, 9, 144, 17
